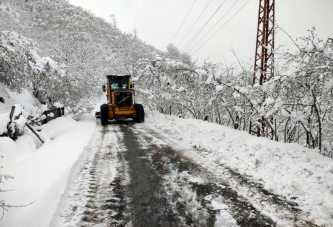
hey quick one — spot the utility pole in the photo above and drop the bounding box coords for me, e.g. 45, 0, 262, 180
250, 0, 275, 137
253, 0, 275, 85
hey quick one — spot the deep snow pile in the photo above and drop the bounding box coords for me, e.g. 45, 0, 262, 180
1, 115, 95, 227
0, 86, 96, 227
0, 83, 47, 138
145, 111, 333, 226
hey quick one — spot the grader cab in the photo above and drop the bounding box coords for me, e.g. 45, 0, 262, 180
96, 75, 144, 125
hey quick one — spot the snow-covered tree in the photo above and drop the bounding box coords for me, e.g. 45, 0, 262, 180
166, 43, 180, 59
0, 31, 35, 91
277, 28, 333, 152
0, 31, 68, 105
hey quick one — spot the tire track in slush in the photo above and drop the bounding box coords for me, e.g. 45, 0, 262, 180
55, 124, 129, 227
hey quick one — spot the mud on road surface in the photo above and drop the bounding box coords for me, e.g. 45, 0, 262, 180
54, 121, 317, 227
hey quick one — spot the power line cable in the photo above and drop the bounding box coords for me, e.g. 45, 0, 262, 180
190, 0, 251, 56
186, 0, 239, 53
181, 0, 227, 52
170, 0, 197, 44
177, 0, 212, 47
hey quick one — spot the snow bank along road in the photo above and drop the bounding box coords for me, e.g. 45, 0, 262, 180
54, 121, 318, 227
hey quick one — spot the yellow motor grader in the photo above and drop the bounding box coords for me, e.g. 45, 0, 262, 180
96, 75, 144, 125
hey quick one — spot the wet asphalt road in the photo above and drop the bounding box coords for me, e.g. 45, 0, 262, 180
121, 124, 181, 226
112, 122, 276, 226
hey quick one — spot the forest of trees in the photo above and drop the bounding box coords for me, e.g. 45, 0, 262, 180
132, 28, 333, 157
1, 0, 332, 157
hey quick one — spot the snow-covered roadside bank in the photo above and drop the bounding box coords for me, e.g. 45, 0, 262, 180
1, 115, 96, 227
145, 111, 333, 226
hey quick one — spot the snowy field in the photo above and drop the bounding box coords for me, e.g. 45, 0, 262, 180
1, 91, 333, 226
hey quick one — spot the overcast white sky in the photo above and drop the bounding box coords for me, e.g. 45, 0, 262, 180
68, 0, 333, 64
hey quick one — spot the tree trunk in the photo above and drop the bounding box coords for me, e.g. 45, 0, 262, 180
284, 117, 290, 143
313, 103, 322, 151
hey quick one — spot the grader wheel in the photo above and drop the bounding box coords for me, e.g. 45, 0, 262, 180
135, 104, 145, 123
100, 104, 109, 125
